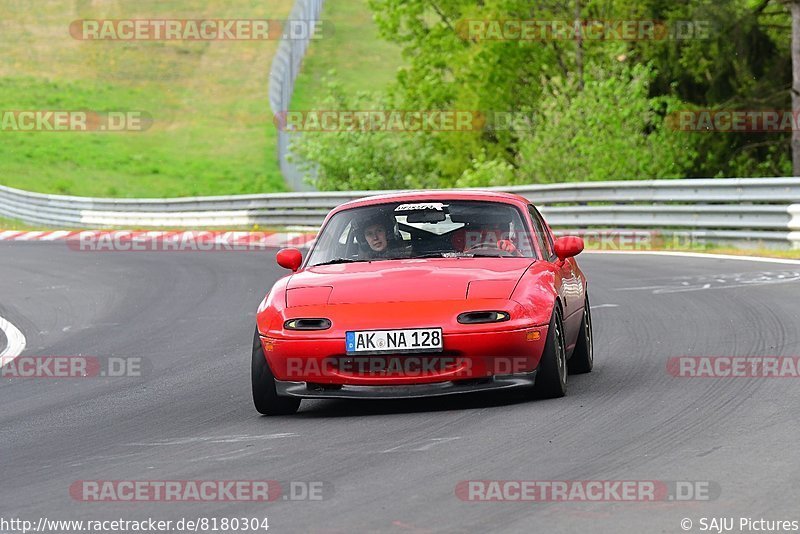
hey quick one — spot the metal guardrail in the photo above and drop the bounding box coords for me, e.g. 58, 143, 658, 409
1, 178, 800, 248
268, 0, 324, 192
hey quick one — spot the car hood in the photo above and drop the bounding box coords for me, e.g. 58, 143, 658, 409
286, 258, 534, 306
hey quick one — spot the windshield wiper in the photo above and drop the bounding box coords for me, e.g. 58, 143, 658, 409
311, 258, 364, 267
413, 252, 470, 259
414, 251, 518, 259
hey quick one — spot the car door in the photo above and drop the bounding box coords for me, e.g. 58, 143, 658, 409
528, 205, 585, 352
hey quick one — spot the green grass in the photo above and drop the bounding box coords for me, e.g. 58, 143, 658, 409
290, 0, 403, 111
0, 216, 44, 231
0, 214, 292, 232
676, 245, 800, 259
0, 0, 402, 198
0, 0, 293, 198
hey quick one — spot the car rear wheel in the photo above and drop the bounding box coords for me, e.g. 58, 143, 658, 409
251, 329, 301, 415
568, 295, 594, 374
533, 305, 567, 398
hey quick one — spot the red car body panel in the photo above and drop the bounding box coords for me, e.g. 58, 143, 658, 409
256, 190, 588, 398
287, 259, 532, 304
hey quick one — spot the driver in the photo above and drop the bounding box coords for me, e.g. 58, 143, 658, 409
364, 220, 389, 255
356, 212, 406, 259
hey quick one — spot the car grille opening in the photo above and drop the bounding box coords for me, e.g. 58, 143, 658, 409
457, 311, 510, 324
284, 318, 332, 330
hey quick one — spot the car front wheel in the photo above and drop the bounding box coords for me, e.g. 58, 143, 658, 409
251, 329, 301, 415
568, 294, 593, 374
532, 305, 567, 398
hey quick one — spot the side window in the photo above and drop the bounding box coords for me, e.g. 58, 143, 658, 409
338, 221, 353, 245
528, 205, 555, 261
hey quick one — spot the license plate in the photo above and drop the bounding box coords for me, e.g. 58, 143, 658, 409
346, 328, 443, 355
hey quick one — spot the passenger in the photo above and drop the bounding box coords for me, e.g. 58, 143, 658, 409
466, 222, 522, 256
497, 239, 521, 256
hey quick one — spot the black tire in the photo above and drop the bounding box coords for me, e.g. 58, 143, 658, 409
251, 329, 301, 415
533, 305, 567, 398
568, 295, 594, 375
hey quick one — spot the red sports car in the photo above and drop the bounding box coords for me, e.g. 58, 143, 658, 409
252, 191, 592, 415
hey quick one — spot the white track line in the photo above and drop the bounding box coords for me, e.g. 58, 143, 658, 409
14, 231, 47, 241
0, 315, 26, 360
584, 250, 800, 265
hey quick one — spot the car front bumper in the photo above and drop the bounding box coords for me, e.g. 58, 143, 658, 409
261, 324, 549, 386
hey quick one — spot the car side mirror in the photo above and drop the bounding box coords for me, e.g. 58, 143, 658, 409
554, 236, 584, 261
276, 248, 302, 272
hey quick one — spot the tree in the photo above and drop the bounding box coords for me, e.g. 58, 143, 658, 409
517, 62, 696, 183
292, 0, 795, 189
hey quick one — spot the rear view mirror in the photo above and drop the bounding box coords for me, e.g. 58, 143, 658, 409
554, 236, 584, 261
276, 248, 302, 271
406, 211, 447, 223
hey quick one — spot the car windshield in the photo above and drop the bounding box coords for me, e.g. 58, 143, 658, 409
306, 200, 538, 267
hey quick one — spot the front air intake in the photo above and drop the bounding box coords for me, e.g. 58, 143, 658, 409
284, 318, 332, 331
457, 311, 510, 324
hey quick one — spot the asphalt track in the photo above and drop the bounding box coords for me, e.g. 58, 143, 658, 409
1, 241, 799, 533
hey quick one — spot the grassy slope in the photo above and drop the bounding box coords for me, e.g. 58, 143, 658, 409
0, 0, 292, 197
290, 0, 402, 111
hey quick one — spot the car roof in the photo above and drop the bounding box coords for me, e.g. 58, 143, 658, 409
331, 190, 530, 214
